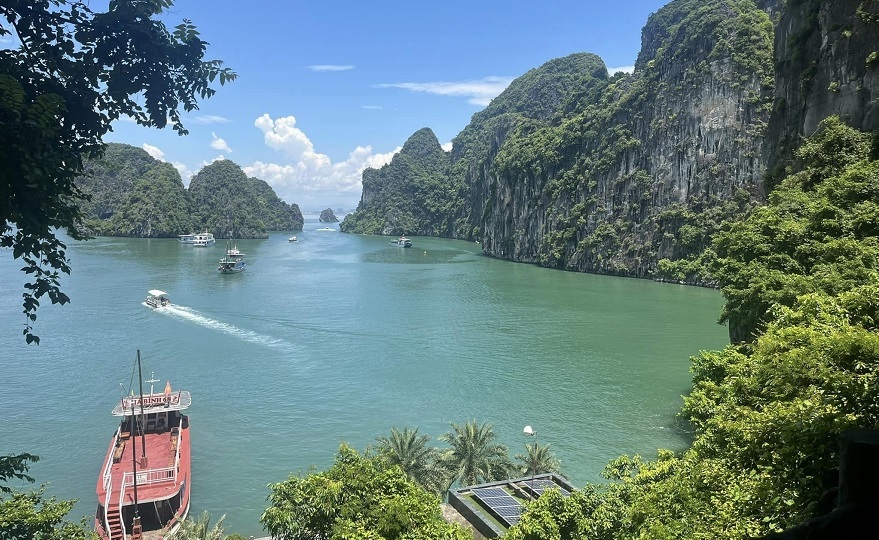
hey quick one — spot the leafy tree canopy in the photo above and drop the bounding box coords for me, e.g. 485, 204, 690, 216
0, 0, 236, 343
260, 443, 469, 540
0, 453, 97, 540
710, 116, 879, 342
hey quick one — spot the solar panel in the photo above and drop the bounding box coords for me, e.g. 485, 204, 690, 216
473, 487, 508, 498
527, 478, 571, 496
472, 487, 525, 526
494, 505, 522, 524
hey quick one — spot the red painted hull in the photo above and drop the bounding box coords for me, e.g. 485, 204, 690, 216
95, 410, 191, 540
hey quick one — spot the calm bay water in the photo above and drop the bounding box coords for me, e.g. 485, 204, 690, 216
0, 217, 728, 535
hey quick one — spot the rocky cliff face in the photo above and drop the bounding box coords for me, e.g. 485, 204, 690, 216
475, 0, 777, 277
767, 0, 879, 185
344, 0, 878, 286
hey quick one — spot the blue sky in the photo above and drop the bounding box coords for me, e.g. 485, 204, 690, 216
103, 0, 669, 212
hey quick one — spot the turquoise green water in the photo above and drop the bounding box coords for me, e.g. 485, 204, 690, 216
0, 218, 728, 535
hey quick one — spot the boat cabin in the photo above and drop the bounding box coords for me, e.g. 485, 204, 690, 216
145, 290, 170, 308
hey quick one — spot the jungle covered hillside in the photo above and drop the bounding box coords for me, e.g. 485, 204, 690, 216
80, 143, 303, 238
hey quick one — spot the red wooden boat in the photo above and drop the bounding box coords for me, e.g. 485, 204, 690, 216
95, 375, 192, 540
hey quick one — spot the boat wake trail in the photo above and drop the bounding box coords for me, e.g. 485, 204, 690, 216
159, 305, 290, 349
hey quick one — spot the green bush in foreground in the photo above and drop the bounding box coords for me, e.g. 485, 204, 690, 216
261, 444, 469, 540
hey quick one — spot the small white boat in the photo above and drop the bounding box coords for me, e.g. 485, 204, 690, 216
390, 236, 412, 248
288, 236, 297, 242
316, 227, 335, 232
218, 241, 246, 273
145, 289, 170, 308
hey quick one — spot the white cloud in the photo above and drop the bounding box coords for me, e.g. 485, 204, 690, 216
247, 113, 400, 206
202, 155, 227, 167
361, 105, 383, 110
608, 65, 635, 75
441, 142, 453, 152
190, 115, 230, 125
377, 76, 514, 106
172, 162, 194, 185
210, 132, 232, 153
142, 143, 164, 160
307, 65, 354, 72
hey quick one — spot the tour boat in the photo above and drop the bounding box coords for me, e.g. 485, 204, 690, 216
316, 227, 335, 231
288, 236, 297, 242
218, 241, 246, 273
390, 236, 412, 248
192, 232, 215, 247
95, 357, 192, 540
145, 290, 170, 309
178, 232, 215, 246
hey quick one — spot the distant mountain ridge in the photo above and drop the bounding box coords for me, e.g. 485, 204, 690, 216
78, 144, 303, 238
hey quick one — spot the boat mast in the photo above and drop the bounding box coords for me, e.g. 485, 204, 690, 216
137, 351, 147, 467
129, 372, 141, 540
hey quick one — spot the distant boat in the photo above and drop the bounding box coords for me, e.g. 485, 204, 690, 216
316, 227, 335, 232
179, 232, 215, 246
95, 351, 192, 540
218, 241, 246, 273
288, 236, 297, 242
390, 236, 412, 248
145, 289, 170, 308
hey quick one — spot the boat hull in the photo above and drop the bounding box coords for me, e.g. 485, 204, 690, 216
96, 407, 191, 540
218, 262, 245, 273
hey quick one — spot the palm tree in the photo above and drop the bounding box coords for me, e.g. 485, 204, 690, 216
374, 426, 447, 493
175, 511, 226, 540
438, 420, 515, 488
515, 441, 561, 477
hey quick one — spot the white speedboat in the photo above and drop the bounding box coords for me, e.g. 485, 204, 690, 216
390, 236, 412, 248
288, 236, 297, 242
145, 290, 170, 308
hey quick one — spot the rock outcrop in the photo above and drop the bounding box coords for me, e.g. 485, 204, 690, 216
319, 208, 338, 222
766, 0, 879, 186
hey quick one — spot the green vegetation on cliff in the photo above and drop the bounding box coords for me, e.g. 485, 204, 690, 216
79, 144, 303, 238
188, 160, 302, 238
341, 128, 452, 235
101, 162, 195, 237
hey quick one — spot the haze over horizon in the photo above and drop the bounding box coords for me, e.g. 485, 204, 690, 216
99, 0, 667, 210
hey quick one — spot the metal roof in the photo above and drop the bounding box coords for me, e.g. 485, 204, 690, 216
147, 290, 169, 297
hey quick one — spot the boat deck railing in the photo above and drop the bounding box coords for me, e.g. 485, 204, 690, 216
122, 466, 176, 486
